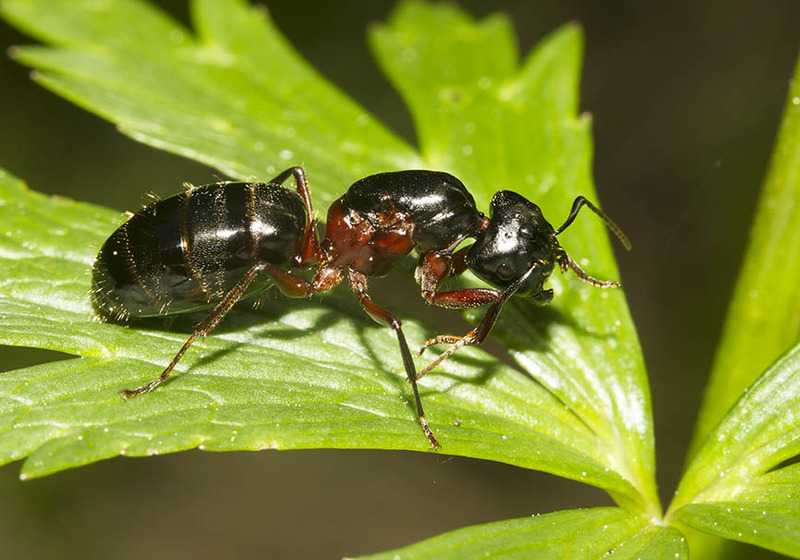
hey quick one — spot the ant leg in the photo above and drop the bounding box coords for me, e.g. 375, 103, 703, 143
260, 263, 314, 298
268, 166, 313, 216
122, 262, 332, 399
416, 284, 501, 361
347, 269, 439, 449
416, 248, 502, 311
416, 295, 508, 379
415, 249, 502, 376
268, 166, 321, 265
415, 248, 458, 294
416, 258, 547, 378
120, 264, 265, 398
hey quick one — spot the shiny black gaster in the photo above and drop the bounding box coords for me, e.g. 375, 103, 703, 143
91, 182, 306, 322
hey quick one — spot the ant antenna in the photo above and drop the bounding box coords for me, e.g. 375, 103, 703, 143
559, 252, 621, 288
555, 196, 632, 251
554, 196, 630, 288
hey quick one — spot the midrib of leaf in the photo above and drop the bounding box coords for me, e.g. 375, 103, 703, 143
0, 0, 658, 516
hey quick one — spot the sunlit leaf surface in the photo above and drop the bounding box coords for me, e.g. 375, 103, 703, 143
672, 342, 800, 558
356, 507, 687, 560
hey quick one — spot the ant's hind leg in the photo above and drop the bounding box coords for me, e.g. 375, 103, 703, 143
121, 263, 320, 399
120, 264, 265, 398
268, 166, 311, 208
347, 269, 439, 449
268, 167, 321, 265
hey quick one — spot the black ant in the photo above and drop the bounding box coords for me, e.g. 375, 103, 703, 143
92, 167, 630, 448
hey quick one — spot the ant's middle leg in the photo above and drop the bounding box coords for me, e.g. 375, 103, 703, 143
347, 269, 439, 449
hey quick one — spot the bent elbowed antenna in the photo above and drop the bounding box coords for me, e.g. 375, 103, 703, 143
554, 195, 631, 288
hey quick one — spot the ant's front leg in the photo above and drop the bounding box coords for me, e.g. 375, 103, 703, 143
415, 297, 506, 380
415, 249, 504, 379
416, 248, 501, 310
415, 253, 547, 379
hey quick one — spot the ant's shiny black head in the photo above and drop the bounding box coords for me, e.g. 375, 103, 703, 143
466, 190, 631, 298
466, 191, 557, 297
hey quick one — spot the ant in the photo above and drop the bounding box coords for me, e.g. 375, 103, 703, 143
92, 167, 630, 448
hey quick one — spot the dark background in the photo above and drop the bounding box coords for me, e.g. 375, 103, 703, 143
1, 1, 799, 558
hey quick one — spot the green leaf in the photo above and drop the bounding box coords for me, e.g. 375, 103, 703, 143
0, 0, 657, 516
1, 0, 419, 210
690, 55, 800, 458
675, 467, 800, 559
670, 342, 800, 558
369, 1, 657, 514
354, 507, 687, 560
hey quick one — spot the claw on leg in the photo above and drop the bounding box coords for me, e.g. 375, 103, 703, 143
418, 335, 461, 357
120, 380, 160, 399
419, 414, 440, 448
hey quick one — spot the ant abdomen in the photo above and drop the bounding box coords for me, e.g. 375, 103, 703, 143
91, 182, 307, 323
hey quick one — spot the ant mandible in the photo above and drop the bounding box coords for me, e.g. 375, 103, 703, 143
92, 167, 630, 448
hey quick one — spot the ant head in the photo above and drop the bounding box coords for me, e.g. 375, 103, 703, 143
466, 191, 557, 297
466, 191, 631, 297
